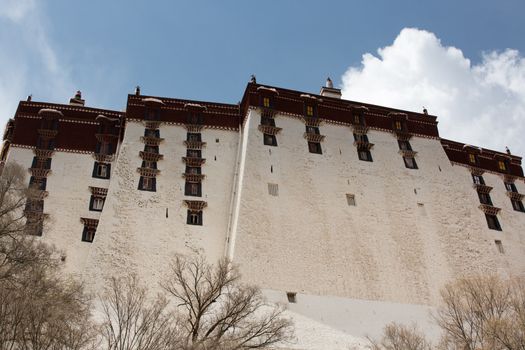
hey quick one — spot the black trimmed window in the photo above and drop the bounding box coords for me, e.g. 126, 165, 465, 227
353, 114, 364, 126
308, 142, 322, 154
512, 200, 525, 212
89, 196, 105, 211
141, 160, 157, 169
82, 226, 96, 243
25, 199, 44, 213
358, 149, 373, 162
505, 182, 517, 192
144, 145, 159, 154
92, 162, 111, 179
186, 166, 201, 174
187, 210, 203, 225
398, 140, 412, 151
403, 157, 418, 169
96, 142, 114, 155
144, 129, 160, 138
306, 126, 320, 134
31, 157, 52, 169
472, 174, 485, 185
353, 133, 369, 143
261, 116, 275, 126
478, 192, 493, 206
187, 133, 201, 142
394, 120, 406, 131
185, 182, 202, 197
138, 176, 156, 192
485, 214, 502, 231
263, 134, 277, 146
26, 218, 43, 236
29, 176, 47, 190
187, 149, 202, 158
305, 105, 315, 117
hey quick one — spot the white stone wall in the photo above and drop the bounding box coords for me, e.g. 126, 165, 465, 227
83, 121, 239, 291
4, 146, 108, 276
6, 107, 525, 344
231, 108, 525, 306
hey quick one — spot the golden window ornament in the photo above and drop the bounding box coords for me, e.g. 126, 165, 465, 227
263, 97, 270, 108
498, 161, 507, 171
395, 121, 402, 130
469, 154, 476, 163
306, 106, 314, 116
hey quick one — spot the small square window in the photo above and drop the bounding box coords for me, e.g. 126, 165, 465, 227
26, 218, 43, 236
187, 149, 201, 158
89, 196, 105, 211
29, 176, 47, 190
286, 292, 297, 303
185, 182, 202, 197
82, 227, 96, 243
263, 134, 277, 146
358, 149, 373, 162
186, 166, 201, 175
25, 199, 44, 213
32, 156, 51, 169
144, 129, 160, 138
495, 240, 504, 254
498, 161, 507, 171
261, 116, 275, 126
394, 121, 403, 131
346, 194, 356, 206
478, 192, 493, 206
144, 145, 159, 154
263, 97, 270, 108
138, 176, 156, 192
353, 133, 369, 143
306, 126, 319, 134
472, 174, 484, 185
142, 160, 157, 169
268, 183, 279, 196
97, 142, 113, 155
187, 133, 201, 142
187, 210, 203, 225
485, 214, 501, 231
306, 106, 314, 116
93, 162, 110, 179
403, 157, 418, 169
512, 200, 525, 212
308, 142, 322, 154
505, 182, 517, 192
398, 140, 412, 151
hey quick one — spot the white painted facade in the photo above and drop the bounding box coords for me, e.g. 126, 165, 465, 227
3, 92, 525, 349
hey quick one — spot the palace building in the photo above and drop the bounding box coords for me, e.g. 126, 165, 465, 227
1, 79, 525, 348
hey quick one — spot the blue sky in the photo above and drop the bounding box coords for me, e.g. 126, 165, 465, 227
1, 0, 525, 154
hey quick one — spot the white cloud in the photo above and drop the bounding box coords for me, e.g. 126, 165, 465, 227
341, 28, 525, 157
0, 0, 74, 127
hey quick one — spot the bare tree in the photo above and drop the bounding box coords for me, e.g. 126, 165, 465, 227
436, 275, 525, 350
99, 274, 178, 350
0, 162, 53, 283
161, 255, 294, 350
368, 322, 432, 350
0, 162, 97, 350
